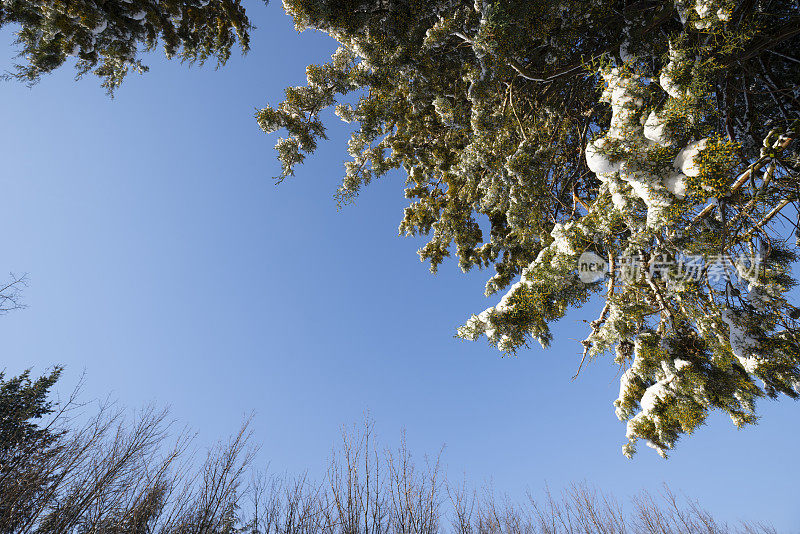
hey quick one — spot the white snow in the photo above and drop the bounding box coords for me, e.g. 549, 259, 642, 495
585, 140, 621, 175
620, 169, 673, 228
646, 440, 663, 452
549, 222, 578, 257
625, 418, 638, 439
260, 120, 282, 134
659, 44, 687, 99
643, 111, 668, 145
693, 0, 731, 27
694, 0, 713, 19
674, 358, 691, 370
602, 68, 644, 139
495, 279, 530, 313
610, 192, 626, 211
659, 71, 683, 99
663, 172, 687, 199
586, 67, 679, 228
673, 138, 708, 176
721, 308, 760, 374
640, 378, 671, 412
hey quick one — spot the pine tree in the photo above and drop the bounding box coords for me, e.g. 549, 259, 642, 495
0, 0, 259, 92
259, 0, 800, 456
0, 367, 63, 532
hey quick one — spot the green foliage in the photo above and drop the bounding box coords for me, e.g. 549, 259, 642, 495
0, 366, 61, 452
0, 367, 63, 533
260, 0, 800, 456
0, 0, 259, 92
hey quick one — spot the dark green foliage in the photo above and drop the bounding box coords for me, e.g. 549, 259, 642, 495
0, 0, 260, 92
260, 0, 800, 455
0, 368, 60, 448
0, 368, 62, 534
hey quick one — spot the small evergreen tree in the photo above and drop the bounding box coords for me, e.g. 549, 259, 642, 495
0, 367, 62, 533
259, 0, 800, 455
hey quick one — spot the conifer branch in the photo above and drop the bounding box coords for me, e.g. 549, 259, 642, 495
734, 197, 795, 246
686, 133, 794, 230
574, 253, 616, 380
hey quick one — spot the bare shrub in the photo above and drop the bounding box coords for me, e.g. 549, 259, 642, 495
0, 373, 779, 533
0, 374, 255, 534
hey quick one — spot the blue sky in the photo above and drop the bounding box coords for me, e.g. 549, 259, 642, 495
1, 2, 798, 530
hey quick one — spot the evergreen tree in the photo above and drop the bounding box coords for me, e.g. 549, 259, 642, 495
0, 367, 62, 533
0, 0, 260, 92
259, 0, 800, 456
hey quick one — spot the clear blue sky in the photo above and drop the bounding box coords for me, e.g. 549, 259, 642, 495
1, 3, 798, 530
